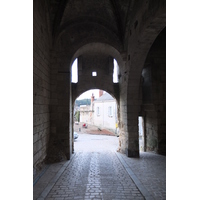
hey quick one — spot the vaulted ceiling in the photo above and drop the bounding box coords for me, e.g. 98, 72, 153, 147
48, 0, 134, 49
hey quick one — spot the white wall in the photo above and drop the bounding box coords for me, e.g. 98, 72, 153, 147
93, 100, 117, 131
80, 105, 94, 124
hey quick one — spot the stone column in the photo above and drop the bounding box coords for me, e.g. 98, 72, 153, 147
125, 80, 142, 158
55, 70, 71, 160
46, 53, 72, 163
126, 104, 140, 158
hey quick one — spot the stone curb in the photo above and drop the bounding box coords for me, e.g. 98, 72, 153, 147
33, 165, 50, 186
36, 153, 76, 200
115, 152, 155, 200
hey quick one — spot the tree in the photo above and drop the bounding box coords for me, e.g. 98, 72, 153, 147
74, 111, 80, 122
75, 99, 91, 106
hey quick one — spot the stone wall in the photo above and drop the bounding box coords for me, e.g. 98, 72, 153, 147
72, 53, 119, 101
33, 0, 51, 172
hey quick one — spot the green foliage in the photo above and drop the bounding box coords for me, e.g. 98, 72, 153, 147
75, 99, 91, 106
74, 111, 80, 122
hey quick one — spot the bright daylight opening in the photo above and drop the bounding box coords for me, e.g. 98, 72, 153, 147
71, 58, 78, 83
113, 59, 119, 83
92, 71, 97, 76
73, 89, 119, 153
138, 116, 145, 152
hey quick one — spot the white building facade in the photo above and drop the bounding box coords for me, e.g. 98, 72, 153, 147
79, 105, 93, 124
93, 93, 117, 132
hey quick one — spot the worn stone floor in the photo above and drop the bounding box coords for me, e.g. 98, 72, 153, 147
33, 133, 166, 200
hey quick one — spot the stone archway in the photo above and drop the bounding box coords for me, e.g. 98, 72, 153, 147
72, 89, 120, 153
33, 0, 166, 173
69, 43, 123, 156
119, 2, 166, 157
46, 41, 124, 162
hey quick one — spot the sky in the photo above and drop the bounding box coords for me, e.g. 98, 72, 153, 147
76, 89, 101, 100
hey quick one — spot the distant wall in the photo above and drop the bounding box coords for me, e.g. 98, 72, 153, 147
80, 105, 93, 124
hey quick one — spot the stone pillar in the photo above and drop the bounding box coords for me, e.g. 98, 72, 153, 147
126, 82, 141, 158
55, 71, 71, 159
126, 110, 140, 158
46, 54, 72, 163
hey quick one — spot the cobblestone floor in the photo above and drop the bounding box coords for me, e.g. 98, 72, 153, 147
34, 132, 166, 200
45, 152, 144, 200
117, 152, 166, 200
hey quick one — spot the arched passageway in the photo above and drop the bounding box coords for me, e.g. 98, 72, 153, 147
121, 7, 166, 157
33, 1, 166, 199
33, 0, 166, 170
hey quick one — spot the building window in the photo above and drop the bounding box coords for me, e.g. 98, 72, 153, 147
71, 58, 78, 83
96, 107, 100, 116
108, 106, 113, 117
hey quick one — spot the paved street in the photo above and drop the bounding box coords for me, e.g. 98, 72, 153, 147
74, 132, 119, 153
45, 151, 144, 200
34, 132, 166, 200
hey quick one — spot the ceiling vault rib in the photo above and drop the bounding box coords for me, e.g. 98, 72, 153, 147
52, 0, 69, 38
109, 0, 124, 46
125, 0, 135, 33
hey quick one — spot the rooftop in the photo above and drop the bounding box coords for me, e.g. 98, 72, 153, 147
95, 93, 115, 102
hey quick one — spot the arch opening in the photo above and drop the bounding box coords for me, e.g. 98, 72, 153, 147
69, 42, 122, 156
72, 89, 119, 153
